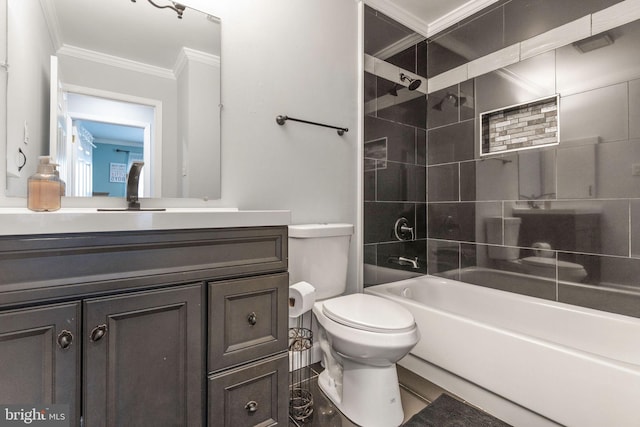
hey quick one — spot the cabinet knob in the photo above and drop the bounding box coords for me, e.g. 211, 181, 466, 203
90, 324, 107, 342
247, 312, 257, 326
245, 400, 258, 414
57, 330, 73, 349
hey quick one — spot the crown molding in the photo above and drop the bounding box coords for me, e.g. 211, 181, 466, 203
428, 0, 500, 37
174, 48, 220, 78
39, 0, 62, 50
372, 33, 426, 61
364, 0, 501, 38
364, 0, 430, 36
57, 44, 175, 80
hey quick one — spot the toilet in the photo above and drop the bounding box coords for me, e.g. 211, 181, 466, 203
288, 223, 419, 427
486, 216, 587, 282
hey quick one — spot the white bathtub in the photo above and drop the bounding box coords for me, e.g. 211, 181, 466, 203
365, 274, 640, 427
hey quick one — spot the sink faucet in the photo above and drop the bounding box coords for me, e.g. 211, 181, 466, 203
126, 162, 145, 210
97, 161, 165, 212
519, 193, 556, 209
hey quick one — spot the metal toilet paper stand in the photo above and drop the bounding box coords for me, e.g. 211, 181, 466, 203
289, 316, 314, 423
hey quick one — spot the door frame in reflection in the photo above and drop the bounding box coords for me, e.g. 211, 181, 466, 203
57, 84, 162, 198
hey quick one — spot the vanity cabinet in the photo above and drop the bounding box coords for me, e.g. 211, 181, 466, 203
208, 273, 289, 426
0, 302, 81, 422
209, 353, 288, 427
83, 284, 203, 427
0, 226, 288, 427
209, 274, 288, 372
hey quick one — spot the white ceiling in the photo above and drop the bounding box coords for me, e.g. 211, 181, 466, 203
366, 0, 500, 37
39, 0, 221, 71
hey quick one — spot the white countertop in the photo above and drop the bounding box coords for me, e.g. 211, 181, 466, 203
0, 208, 291, 236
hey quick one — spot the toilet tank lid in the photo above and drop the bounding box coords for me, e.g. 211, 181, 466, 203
289, 223, 354, 238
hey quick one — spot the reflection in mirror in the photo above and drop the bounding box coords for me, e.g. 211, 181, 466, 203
65, 92, 151, 197
5, 0, 221, 199
439, 17, 640, 311
474, 51, 556, 116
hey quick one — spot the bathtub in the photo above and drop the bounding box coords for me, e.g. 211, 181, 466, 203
365, 273, 640, 427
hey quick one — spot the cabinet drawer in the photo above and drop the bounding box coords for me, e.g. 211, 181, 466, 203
208, 353, 288, 427
209, 273, 288, 372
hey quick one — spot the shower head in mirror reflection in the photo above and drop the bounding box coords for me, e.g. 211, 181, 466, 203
432, 92, 467, 111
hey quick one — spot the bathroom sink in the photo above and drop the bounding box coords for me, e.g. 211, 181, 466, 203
0, 207, 291, 236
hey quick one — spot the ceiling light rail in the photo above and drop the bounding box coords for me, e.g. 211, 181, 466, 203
130, 0, 186, 19
276, 115, 348, 136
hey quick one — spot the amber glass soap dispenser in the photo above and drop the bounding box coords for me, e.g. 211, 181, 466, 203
28, 156, 62, 211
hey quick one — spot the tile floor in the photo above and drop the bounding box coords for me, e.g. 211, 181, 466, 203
288, 363, 448, 427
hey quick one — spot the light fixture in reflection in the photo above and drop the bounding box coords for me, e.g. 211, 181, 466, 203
130, 0, 186, 19
573, 33, 614, 53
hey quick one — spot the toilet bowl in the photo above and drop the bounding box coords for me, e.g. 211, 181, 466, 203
288, 224, 419, 427
313, 294, 419, 427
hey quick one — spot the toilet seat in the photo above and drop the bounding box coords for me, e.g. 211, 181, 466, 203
322, 293, 415, 333
520, 256, 587, 282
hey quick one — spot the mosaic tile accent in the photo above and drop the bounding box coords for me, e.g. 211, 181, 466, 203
481, 95, 559, 156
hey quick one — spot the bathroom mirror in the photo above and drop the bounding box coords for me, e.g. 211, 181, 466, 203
5, 0, 221, 199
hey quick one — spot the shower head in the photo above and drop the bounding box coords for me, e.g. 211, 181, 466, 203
408, 79, 422, 91
432, 92, 466, 110
399, 73, 422, 91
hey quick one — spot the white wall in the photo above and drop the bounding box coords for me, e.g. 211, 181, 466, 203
4, 0, 54, 197
177, 57, 221, 199
184, 0, 361, 291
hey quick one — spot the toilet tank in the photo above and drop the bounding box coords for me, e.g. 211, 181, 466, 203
288, 224, 353, 300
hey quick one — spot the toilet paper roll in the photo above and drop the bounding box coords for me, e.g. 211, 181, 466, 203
289, 281, 316, 318
532, 242, 553, 258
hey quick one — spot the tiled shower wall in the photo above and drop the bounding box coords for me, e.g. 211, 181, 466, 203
363, 6, 428, 280
363, 0, 640, 319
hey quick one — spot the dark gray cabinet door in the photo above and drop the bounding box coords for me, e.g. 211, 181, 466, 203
0, 302, 80, 425
83, 284, 204, 427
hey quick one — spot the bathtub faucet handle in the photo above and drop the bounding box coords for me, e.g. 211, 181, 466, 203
394, 217, 415, 241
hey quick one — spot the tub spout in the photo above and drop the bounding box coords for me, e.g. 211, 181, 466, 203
388, 256, 420, 269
